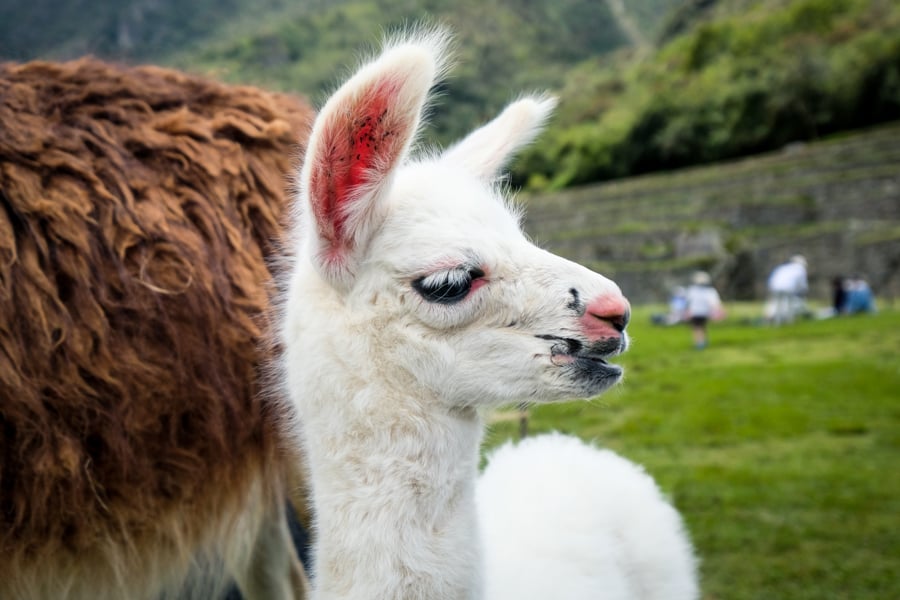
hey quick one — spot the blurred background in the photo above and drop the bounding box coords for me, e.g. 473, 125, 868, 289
2, 0, 899, 305
3, 1, 898, 598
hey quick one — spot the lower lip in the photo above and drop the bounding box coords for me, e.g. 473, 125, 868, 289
575, 356, 622, 376
552, 353, 619, 375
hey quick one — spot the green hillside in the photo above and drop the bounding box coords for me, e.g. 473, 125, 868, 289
172, 0, 635, 143
517, 0, 900, 189
2, 0, 898, 185
0, 0, 665, 145
0, 0, 326, 62
0, 0, 667, 65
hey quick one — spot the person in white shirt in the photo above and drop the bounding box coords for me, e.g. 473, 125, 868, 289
685, 271, 722, 349
767, 255, 808, 324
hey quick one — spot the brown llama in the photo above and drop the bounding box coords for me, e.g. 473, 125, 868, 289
0, 58, 313, 599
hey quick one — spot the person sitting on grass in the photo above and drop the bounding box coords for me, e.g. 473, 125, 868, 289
651, 286, 688, 326
844, 275, 877, 314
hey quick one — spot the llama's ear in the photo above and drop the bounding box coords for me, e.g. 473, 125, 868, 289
441, 95, 556, 181
299, 32, 448, 286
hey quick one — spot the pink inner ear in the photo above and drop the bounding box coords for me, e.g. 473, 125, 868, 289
308, 78, 407, 267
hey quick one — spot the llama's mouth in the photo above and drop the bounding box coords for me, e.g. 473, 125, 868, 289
536, 334, 625, 380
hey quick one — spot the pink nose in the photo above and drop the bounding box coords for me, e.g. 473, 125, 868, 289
580, 294, 631, 341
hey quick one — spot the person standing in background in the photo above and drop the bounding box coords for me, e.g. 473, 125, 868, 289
685, 270, 723, 349
767, 255, 808, 324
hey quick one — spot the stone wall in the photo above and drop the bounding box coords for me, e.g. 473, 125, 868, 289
522, 123, 900, 305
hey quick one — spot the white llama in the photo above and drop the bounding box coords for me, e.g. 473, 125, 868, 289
477, 434, 698, 600
279, 29, 697, 599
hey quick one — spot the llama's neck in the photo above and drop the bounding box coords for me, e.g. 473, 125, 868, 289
301, 380, 484, 600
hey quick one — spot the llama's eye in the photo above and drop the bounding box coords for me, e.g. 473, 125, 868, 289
413, 267, 485, 304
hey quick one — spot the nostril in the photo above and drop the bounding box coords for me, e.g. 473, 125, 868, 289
590, 309, 629, 333
582, 294, 631, 340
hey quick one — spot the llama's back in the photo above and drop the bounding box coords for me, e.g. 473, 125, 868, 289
477, 433, 698, 600
0, 59, 313, 598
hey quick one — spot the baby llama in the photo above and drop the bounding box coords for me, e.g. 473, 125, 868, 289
278, 29, 698, 600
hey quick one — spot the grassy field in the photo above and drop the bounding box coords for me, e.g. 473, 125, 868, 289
484, 304, 900, 600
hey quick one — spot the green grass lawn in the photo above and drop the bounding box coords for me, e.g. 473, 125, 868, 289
484, 305, 900, 600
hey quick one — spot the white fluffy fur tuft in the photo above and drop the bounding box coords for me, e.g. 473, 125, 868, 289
477, 433, 699, 600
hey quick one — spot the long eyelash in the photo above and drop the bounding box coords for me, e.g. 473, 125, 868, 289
413, 266, 484, 304
419, 269, 470, 290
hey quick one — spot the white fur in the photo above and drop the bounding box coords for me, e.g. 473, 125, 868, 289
279, 27, 694, 600
477, 433, 699, 600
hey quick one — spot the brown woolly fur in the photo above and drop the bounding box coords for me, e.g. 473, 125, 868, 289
0, 58, 314, 599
